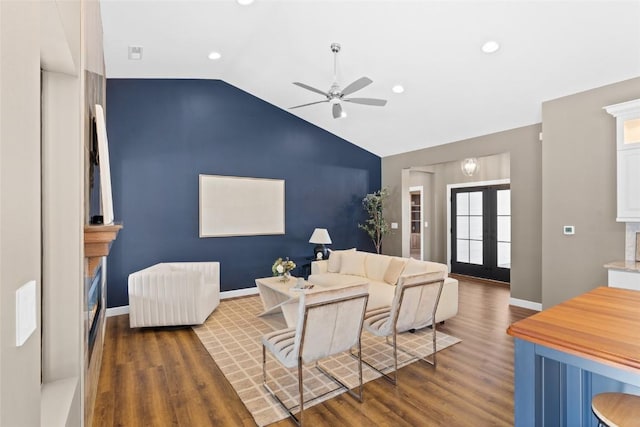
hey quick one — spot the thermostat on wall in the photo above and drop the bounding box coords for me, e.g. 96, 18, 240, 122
563, 225, 575, 235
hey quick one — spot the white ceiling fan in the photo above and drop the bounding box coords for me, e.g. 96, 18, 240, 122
290, 43, 387, 119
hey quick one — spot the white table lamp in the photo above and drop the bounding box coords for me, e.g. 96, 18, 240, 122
309, 228, 332, 260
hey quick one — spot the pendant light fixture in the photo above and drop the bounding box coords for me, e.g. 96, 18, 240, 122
461, 158, 479, 176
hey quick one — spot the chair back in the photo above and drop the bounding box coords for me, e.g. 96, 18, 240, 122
295, 283, 369, 364
391, 272, 445, 333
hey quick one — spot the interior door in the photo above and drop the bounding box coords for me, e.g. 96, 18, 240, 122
451, 184, 510, 282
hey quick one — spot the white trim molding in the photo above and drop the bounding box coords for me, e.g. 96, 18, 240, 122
221, 286, 259, 299
106, 286, 260, 317
106, 306, 129, 317
509, 297, 542, 311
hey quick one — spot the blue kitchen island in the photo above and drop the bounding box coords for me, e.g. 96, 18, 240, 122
507, 286, 640, 426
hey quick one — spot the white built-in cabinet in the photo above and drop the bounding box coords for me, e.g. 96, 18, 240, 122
605, 99, 640, 222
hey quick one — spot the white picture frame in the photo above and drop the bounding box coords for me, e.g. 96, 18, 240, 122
199, 174, 285, 237
94, 104, 114, 225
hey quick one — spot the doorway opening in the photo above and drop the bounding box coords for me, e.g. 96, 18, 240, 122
409, 186, 423, 260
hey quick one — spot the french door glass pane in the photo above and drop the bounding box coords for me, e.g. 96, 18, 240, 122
469, 192, 483, 215
457, 193, 469, 215
497, 189, 511, 215
497, 216, 511, 242
469, 216, 483, 240
457, 239, 469, 263
457, 217, 469, 239
470, 240, 483, 265
498, 242, 511, 268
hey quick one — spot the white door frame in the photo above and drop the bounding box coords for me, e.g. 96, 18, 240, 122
409, 186, 424, 260
446, 179, 510, 272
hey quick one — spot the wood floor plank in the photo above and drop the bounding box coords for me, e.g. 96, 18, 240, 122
93, 279, 535, 426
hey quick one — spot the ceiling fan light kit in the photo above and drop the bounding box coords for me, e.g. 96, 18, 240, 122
290, 42, 388, 119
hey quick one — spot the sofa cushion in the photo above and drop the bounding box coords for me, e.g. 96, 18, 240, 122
401, 258, 428, 276
327, 248, 355, 273
308, 273, 367, 288
340, 251, 367, 277
383, 257, 407, 285
364, 254, 392, 281
367, 280, 396, 311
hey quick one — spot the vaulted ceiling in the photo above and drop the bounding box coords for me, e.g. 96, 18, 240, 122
100, 0, 640, 157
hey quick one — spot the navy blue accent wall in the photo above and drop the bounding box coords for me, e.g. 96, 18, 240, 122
105, 79, 381, 308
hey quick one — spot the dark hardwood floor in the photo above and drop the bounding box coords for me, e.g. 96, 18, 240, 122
92, 279, 535, 426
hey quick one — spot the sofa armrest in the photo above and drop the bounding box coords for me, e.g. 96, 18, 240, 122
311, 260, 328, 275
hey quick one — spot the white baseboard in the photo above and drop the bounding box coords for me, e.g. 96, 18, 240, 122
106, 305, 129, 317
106, 287, 259, 317
509, 297, 542, 311
221, 286, 258, 299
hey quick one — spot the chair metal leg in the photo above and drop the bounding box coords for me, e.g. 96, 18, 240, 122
393, 324, 437, 367
315, 338, 364, 402
356, 334, 399, 385
262, 344, 303, 426
264, 347, 362, 427
358, 324, 438, 385
298, 357, 304, 427
392, 330, 398, 384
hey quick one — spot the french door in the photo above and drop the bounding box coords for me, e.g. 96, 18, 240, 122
451, 184, 511, 282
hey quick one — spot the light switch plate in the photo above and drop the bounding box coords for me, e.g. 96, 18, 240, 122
563, 225, 575, 235
391, 222, 398, 229
16, 280, 36, 347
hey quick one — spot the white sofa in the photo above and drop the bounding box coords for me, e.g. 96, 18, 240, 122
308, 250, 458, 324
128, 262, 220, 328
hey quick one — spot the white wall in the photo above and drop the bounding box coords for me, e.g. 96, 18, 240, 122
0, 2, 42, 425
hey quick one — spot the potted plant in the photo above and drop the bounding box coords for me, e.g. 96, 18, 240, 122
358, 188, 390, 254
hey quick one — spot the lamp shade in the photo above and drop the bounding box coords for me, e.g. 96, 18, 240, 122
309, 228, 332, 244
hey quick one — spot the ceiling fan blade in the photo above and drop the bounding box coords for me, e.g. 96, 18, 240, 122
343, 97, 387, 106
332, 103, 343, 119
289, 100, 329, 109
293, 82, 328, 97
341, 77, 373, 96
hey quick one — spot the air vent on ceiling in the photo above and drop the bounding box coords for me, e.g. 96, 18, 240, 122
128, 46, 143, 60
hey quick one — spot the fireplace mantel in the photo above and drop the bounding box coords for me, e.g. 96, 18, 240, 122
84, 223, 122, 276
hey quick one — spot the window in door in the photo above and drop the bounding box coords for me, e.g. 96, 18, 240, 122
451, 184, 510, 282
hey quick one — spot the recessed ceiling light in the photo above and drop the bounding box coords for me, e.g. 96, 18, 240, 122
481, 40, 500, 54
392, 85, 405, 94
237, 0, 254, 5
340, 111, 347, 118
208, 51, 222, 60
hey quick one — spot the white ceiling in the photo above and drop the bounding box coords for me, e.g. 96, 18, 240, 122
100, 0, 640, 157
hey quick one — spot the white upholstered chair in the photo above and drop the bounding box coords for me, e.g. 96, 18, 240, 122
262, 283, 369, 427
128, 262, 220, 328
361, 272, 445, 385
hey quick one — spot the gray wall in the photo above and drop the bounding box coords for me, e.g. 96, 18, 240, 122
0, 2, 42, 425
383, 124, 542, 303
541, 77, 640, 308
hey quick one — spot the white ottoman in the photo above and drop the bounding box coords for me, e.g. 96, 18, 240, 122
128, 262, 220, 328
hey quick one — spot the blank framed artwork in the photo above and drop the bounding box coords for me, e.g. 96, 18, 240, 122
199, 174, 285, 237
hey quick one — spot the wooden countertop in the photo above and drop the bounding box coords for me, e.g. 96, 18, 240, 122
604, 260, 640, 273
507, 287, 640, 372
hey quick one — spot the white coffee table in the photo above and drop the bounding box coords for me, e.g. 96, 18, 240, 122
255, 276, 315, 327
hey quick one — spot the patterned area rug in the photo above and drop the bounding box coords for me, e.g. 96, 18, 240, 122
192, 295, 461, 427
